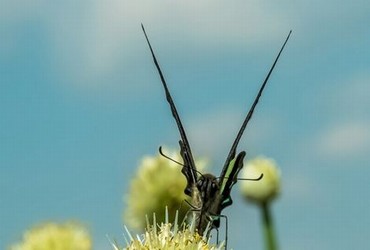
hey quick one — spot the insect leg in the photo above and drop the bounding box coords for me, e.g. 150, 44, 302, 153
219, 214, 228, 250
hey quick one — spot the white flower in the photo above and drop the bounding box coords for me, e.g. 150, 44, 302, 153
113, 209, 224, 250
123, 147, 208, 230
9, 222, 91, 250
240, 156, 281, 204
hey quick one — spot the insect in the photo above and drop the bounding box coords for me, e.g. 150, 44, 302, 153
142, 24, 291, 243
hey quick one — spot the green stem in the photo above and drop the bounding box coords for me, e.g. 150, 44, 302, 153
261, 202, 278, 250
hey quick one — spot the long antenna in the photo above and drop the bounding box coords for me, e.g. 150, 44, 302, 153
158, 146, 184, 166
158, 146, 206, 178
221, 30, 292, 176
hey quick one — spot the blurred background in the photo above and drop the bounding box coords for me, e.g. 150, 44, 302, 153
1, 1, 370, 249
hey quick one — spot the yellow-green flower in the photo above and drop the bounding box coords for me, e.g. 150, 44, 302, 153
9, 221, 91, 250
124, 147, 207, 230
114, 210, 224, 250
240, 156, 281, 204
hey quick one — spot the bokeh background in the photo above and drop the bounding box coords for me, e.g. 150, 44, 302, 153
1, 1, 370, 249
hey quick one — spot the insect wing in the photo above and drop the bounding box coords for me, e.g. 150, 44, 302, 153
219, 151, 246, 209
218, 30, 292, 208
141, 24, 198, 194
221, 30, 292, 175
179, 140, 198, 195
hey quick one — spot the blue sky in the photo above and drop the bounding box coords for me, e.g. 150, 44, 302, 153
1, 1, 370, 249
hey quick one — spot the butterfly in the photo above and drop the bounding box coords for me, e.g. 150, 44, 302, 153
141, 24, 291, 241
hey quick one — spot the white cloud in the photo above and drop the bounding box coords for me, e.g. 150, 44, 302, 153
296, 71, 370, 162
316, 122, 370, 158
186, 107, 279, 159
323, 72, 370, 118
1, 0, 290, 89
47, 0, 289, 88
3, 0, 370, 91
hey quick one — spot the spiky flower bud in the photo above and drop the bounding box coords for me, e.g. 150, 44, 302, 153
114, 210, 224, 250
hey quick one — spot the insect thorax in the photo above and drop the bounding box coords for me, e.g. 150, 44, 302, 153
192, 173, 224, 234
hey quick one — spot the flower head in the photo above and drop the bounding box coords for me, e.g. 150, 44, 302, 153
114, 210, 224, 250
124, 147, 207, 230
9, 221, 91, 250
240, 156, 281, 204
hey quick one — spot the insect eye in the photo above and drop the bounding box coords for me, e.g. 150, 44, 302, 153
198, 178, 204, 187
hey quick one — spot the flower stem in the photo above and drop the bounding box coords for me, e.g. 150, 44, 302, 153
261, 202, 278, 250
